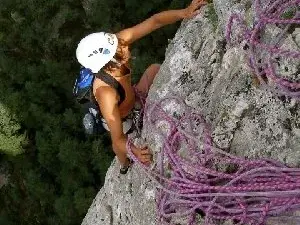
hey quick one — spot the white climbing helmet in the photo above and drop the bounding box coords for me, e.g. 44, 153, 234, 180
76, 32, 118, 73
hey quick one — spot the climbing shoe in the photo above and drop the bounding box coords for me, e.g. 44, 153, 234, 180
119, 158, 133, 175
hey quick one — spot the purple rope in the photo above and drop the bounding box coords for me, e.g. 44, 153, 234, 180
125, 1, 300, 224
126, 95, 300, 225
226, 0, 300, 99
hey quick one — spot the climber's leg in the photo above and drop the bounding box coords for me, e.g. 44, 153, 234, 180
135, 64, 160, 96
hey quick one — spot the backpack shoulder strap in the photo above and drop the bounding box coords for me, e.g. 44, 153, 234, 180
94, 70, 125, 105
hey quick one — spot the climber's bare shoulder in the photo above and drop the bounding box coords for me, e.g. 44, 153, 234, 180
93, 84, 119, 110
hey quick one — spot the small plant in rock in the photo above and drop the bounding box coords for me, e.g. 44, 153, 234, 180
204, 2, 218, 31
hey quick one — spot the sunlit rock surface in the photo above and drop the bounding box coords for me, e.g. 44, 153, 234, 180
82, 0, 300, 224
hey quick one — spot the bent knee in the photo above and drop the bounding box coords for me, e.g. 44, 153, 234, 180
147, 64, 161, 77
150, 64, 160, 72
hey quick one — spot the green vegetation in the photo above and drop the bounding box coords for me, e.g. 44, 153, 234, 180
204, 3, 218, 31
0, 102, 26, 155
0, 0, 191, 224
281, 7, 298, 19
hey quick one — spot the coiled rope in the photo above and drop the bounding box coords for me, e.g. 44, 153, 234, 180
128, 96, 300, 225
226, 0, 300, 98
127, 1, 300, 224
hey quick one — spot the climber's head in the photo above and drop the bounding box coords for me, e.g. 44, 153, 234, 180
76, 32, 129, 73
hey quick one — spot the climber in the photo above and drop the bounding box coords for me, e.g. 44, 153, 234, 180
75, 0, 207, 174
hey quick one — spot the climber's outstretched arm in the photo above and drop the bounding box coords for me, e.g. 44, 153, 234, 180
94, 86, 152, 166
117, 0, 207, 44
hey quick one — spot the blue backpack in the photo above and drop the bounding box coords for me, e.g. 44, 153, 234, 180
73, 67, 126, 135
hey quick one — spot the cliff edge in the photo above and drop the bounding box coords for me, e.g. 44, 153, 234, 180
82, 1, 300, 224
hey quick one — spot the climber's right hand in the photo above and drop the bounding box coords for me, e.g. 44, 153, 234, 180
132, 145, 152, 166
183, 0, 207, 19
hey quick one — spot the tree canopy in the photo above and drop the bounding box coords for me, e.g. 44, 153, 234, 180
0, 0, 191, 224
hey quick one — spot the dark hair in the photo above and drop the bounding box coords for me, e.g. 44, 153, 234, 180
102, 38, 130, 73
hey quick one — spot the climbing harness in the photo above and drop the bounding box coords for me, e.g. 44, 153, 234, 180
73, 67, 135, 135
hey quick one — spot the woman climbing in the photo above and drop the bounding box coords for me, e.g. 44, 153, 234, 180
76, 0, 207, 174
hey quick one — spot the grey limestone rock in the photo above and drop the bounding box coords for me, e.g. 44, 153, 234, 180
82, 1, 300, 225
81, 158, 157, 225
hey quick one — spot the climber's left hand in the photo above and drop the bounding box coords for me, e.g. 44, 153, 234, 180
132, 145, 152, 166
183, 0, 207, 19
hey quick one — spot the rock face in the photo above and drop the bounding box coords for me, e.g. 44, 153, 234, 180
82, 0, 300, 224
81, 158, 157, 225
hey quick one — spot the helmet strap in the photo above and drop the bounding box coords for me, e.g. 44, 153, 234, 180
110, 57, 122, 67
